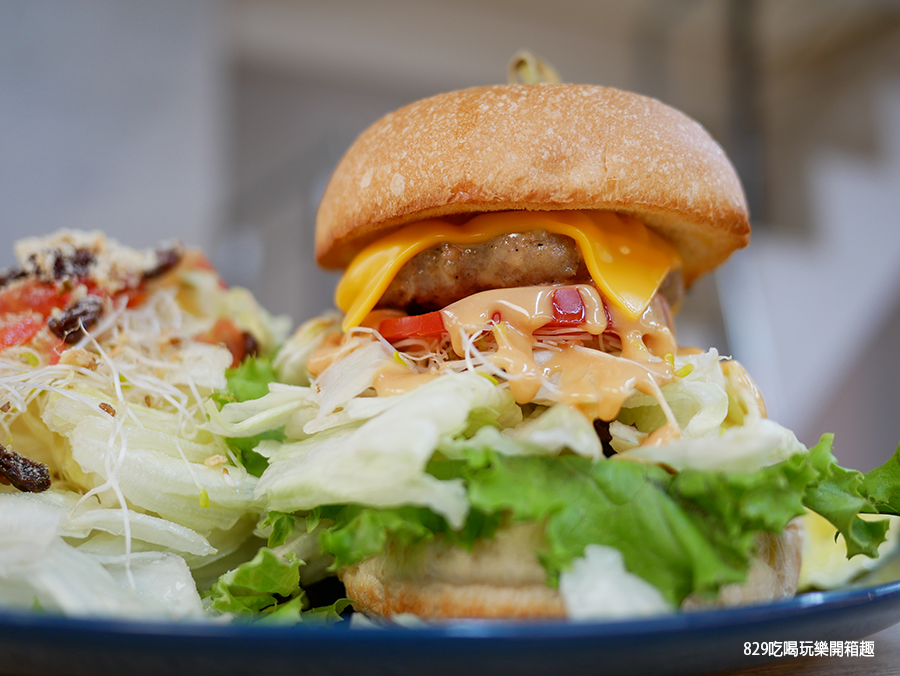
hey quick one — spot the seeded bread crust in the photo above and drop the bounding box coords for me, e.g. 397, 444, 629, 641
315, 83, 750, 286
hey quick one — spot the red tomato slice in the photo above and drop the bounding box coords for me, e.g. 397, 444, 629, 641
0, 318, 43, 352
195, 317, 248, 367
47, 338, 68, 365
0, 280, 69, 317
377, 287, 592, 342
378, 312, 446, 342
547, 287, 586, 327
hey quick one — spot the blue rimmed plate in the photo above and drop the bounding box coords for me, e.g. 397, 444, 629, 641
2, 578, 900, 676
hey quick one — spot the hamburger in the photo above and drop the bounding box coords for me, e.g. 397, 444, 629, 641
303, 81, 782, 618
220, 82, 900, 621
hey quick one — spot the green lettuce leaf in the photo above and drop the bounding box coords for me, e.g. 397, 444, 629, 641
671, 450, 816, 578
212, 356, 285, 477
317, 506, 436, 570
208, 356, 274, 407
203, 548, 304, 617
261, 511, 296, 548
803, 434, 897, 558
275, 598, 353, 625
202, 547, 349, 623
464, 442, 900, 605
863, 441, 900, 513
316, 503, 501, 571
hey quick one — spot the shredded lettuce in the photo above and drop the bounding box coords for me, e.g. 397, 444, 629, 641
206, 356, 305, 477
45, 489, 218, 559
621, 418, 807, 473
310, 339, 394, 429
0, 235, 298, 622
203, 548, 304, 616
261, 511, 296, 548
0, 494, 204, 618
559, 545, 673, 619
254, 373, 516, 529
217, 356, 281, 405
273, 313, 342, 387
440, 404, 601, 459
314, 503, 501, 572
616, 350, 730, 442
58, 413, 259, 534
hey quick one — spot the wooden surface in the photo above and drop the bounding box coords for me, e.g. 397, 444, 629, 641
711, 621, 900, 676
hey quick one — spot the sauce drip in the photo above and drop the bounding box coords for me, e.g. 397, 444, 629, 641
306, 333, 353, 377
373, 360, 439, 397
441, 285, 680, 439
308, 284, 685, 443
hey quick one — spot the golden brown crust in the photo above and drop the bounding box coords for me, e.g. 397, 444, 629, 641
340, 521, 802, 620
341, 557, 567, 619
339, 524, 566, 619
315, 83, 750, 286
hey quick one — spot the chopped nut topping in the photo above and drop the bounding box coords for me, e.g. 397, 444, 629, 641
58, 347, 99, 370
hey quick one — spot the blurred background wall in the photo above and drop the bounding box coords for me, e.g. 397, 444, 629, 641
3, 0, 900, 470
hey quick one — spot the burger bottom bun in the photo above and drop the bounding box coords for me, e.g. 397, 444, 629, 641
682, 519, 803, 610
339, 521, 803, 620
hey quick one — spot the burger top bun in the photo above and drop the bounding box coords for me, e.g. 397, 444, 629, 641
315, 83, 750, 286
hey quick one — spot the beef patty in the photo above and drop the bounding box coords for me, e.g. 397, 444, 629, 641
379, 230, 591, 312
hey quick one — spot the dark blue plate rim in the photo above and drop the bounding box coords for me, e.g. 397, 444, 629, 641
2, 578, 900, 643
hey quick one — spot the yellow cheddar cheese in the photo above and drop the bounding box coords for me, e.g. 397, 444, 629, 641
335, 211, 681, 332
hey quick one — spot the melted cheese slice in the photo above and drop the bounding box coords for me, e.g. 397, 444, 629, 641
334, 211, 681, 331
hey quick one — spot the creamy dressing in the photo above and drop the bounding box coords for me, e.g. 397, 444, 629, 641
373, 360, 440, 397
539, 347, 674, 428
306, 333, 352, 377
441, 285, 608, 339
441, 286, 600, 404
440, 285, 679, 437
606, 300, 678, 365
308, 284, 688, 444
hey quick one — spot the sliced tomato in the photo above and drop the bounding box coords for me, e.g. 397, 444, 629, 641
117, 286, 149, 309
0, 280, 69, 317
546, 287, 586, 327
0, 317, 43, 352
195, 317, 249, 367
47, 338, 68, 365
378, 311, 446, 342
378, 287, 593, 342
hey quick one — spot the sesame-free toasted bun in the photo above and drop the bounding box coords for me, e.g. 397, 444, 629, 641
315, 84, 750, 286
340, 521, 802, 620
340, 523, 566, 619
